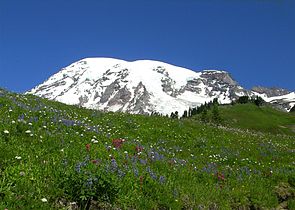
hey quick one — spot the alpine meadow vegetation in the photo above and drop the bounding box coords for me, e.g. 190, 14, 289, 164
0, 88, 295, 209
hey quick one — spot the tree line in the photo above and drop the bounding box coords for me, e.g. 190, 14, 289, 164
170, 95, 266, 123
151, 95, 267, 123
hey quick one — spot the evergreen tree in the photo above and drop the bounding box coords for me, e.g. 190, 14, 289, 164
188, 107, 192, 117
174, 111, 179, 119
200, 109, 208, 122
170, 111, 179, 119
212, 104, 221, 124
237, 96, 249, 104
170, 112, 175, 118
253, 96, 264, 107
191, 107, 197, 116
182, 110, 188, 118
196, 105, 203, 114
213, 98, 219, 105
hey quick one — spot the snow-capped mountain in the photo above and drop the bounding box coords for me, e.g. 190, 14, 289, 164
251, 87, 295, 111
27, 58, 295, 115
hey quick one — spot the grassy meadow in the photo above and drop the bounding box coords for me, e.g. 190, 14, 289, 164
0, 88, 294, 209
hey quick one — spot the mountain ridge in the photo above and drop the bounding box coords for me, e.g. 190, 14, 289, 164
27, 57, 295, 115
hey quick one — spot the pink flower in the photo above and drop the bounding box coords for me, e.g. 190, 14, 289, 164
112, 139, 124, 149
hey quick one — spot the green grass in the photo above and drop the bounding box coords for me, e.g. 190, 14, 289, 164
0, 89, 294, 209
217, 103, 295, 135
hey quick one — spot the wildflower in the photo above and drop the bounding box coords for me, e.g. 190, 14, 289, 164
15, 156, 22, 160
133, 167, 139, 177
60, 149, 64, 152
75, 161, 87, 173
112, 138, 124, 149
159, 176, 166, 184
3, 130, 9, 134
91, 139, 98, 143
106, 145, 112, 151
85, 177, 94, 188
41, 198, 48, 202
91, 159, 99, 164
135, 145, 143, 153
115, 169, 125, 178
11, 120, 16, 124
139, 176, 144, 191
139, 159, 147, 165
25, 130, 31, 134
20, 171, 25, 176
146, 167, 157, 180
86, 144, 91, 152
216, 172, 225, 181
110, 159, 118, 171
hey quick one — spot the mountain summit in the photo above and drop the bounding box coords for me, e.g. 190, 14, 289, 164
27, 58, 295, 114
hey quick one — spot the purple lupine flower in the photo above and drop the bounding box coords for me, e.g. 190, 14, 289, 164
85, 177, 94, 188
133, 167, 139, 177
146, 167, 157, 180
159, 176, 166, 184
139, 159, 147, 165
75, 161, 87, 173
110, 159, 118, 172
117, 169, 126, 178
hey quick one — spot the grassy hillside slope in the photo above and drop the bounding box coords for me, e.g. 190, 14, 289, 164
219, 104, 295, 135
0, 89, 294, 209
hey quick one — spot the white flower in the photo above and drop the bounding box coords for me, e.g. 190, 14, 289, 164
3, 130, 9, 134
11, 120, 16, 124
41, 198, 48, 202
91, 139, 98, 143
124, 151, 128, 154
25, 130, 31, 134
60, 149, 64, 152
15, 156, 22, 160
28, 122, 32, 126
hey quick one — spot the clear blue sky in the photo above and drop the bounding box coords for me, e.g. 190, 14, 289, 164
0, 0, 294, 93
